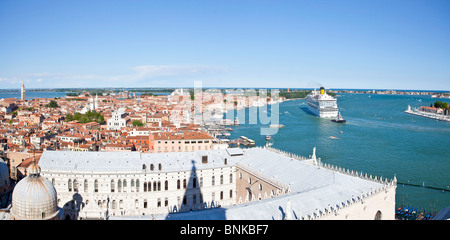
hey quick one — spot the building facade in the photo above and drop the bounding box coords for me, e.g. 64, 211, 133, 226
38, 147, 396, 220
107, 109, 127, 131
149, 131, 214, 153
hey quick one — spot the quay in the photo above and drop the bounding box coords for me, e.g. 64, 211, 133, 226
395, 205, 437, 220
404, 105, 450, 122
229, 136, 256, 148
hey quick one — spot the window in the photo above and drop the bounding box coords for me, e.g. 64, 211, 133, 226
200, 177, 203, 188
230, 190, 233, 198
123, 180, 127, 192
68, 179, 72, 192
212, 176, 215, 186
220, 175, 223, 185
177, 179, 181, 189
165, 180, 169, 191
220, 191, 224, 200
165, 198, 168, 207
230, 174, 233, 183
183, 179, 187, 189
136, 179, 140, 192
158, 163, 162, 171
131, 179, 135, 192
144, 200, 147, 209
144, 182, 147, 192
94, 180, 98, 192
118, 180, 122, 192
157, 198, 161, 208
150, 164, 154, 171
84, 179, 88, 192
111, 180, 115, 192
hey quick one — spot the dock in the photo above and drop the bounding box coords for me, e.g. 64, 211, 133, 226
404, 105, 450, 122
229, 136, 256, 148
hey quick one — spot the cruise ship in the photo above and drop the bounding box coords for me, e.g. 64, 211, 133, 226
305, 87, 339, 118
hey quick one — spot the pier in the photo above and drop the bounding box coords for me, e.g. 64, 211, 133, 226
395, 180, 449, 220
229, 136, 256, 148
404, 105, 450, 122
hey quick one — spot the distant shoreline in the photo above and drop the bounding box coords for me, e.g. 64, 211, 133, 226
1, 87, 449, 93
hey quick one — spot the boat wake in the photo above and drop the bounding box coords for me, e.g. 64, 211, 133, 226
346, 117, 450, 133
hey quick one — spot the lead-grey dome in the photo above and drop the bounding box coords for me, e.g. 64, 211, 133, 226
10, 163, 59, 220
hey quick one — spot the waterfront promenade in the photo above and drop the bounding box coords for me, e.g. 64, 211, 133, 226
404, 106, 450, 122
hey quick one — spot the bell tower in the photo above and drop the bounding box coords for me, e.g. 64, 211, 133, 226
21, 81, 25, 101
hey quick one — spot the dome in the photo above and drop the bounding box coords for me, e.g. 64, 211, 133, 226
10, 163, 59, 220
0, 158, 10, 188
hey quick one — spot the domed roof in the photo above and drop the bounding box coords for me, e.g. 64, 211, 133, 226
10, 163, 59, 220
0, 158, 10, 188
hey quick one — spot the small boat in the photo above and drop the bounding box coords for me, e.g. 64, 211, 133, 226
331, 112, 346, 123
266, 135, 271, 141
269, 124, 285, 128
330, 136, 338, 139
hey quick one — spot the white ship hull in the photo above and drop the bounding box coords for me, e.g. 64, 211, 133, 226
307, 104, 338, 118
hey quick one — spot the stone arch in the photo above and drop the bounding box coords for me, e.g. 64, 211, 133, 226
374, 210, 382, 220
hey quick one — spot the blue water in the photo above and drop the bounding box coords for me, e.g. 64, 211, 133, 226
0, 91, 171, 100
0, 91, 70, 100
226, 93, 450, 212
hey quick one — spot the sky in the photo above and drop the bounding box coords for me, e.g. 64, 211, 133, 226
0, 0, 449, 90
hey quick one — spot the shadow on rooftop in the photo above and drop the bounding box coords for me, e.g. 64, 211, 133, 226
165, 160, 226, 220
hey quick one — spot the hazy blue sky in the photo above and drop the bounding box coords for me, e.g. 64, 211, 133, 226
1, 0, 449, 90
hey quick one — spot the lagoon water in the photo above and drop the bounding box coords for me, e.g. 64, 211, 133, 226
0, 91, 69, 100
226, 93, 450, 212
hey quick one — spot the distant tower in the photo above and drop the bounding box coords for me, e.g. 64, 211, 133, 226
21, 82, 25, 101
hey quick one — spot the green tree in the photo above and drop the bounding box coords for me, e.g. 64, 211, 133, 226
45, 100, 59, 108
65, 113, 74, 122
132, 120, 145, 127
